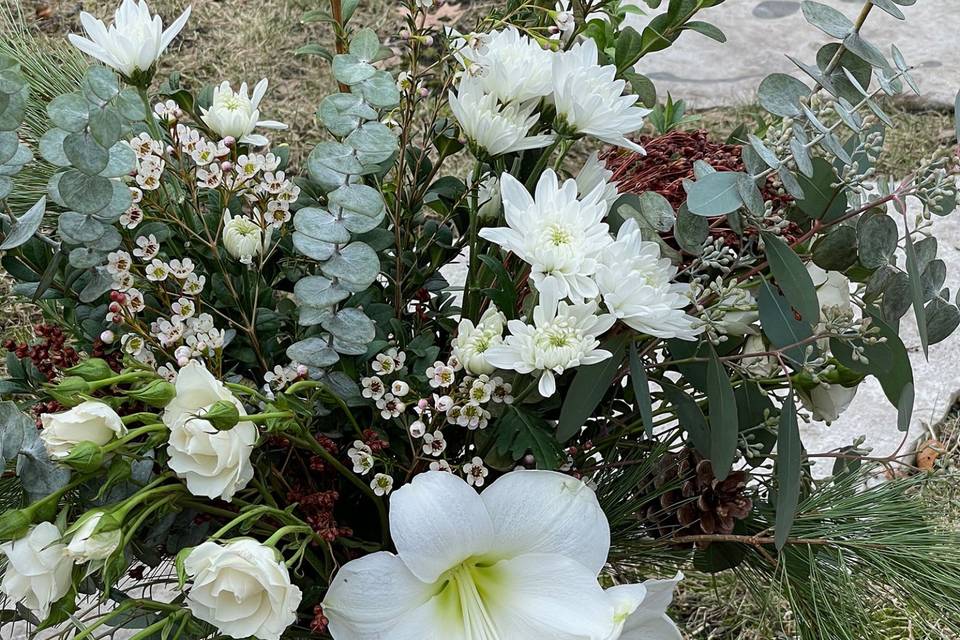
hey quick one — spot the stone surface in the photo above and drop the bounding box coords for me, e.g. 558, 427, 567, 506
626, 0, 960, 108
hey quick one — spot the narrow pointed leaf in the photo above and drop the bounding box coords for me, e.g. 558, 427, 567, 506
707, 349, 739, 481
775, 392, 801, 550
629, 342, 654, 437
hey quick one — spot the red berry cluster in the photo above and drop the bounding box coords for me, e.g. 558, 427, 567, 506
3, 324, 79, 382
107, 290, 127, 325
361, 428, 389, 453
308, 435, 340, 473
287, 486, 352, 542
91, 337, 123, 373
30, 399, 64, 428
310, 605, 329, 634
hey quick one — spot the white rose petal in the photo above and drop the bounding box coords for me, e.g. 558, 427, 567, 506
40, 401, 127, 460
0, 522, 74, 620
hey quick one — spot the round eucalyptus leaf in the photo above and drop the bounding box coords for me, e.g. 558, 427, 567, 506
812, 225, 858, 271
79, 266, 114, 303
94, 181, 134, 222
47, 92, 90, 133
0, 130, 18, 165
757, 73, 810, 117
921, 259, 947, 302
88, 106, 123, 149
47, 172, 64, 207
926, 298, 960, 345
84, 67, 119, 103
293, 232, 337, 261
298, 305, 333, 327
322, 307, 375, 345
801, 1, 854, 38
294, 208, 351, 244
69, 247, 107, 269
39, 128, 70, 167
675, 204, 709, 255
286, 337, 340, 368
116, 88, 147, 121
0, 143, 31, 171
309, 141, 364, 176
0, 175, 10, 199
816, 44, 872, 104
64, 131, 110, 175
685, 171, 745, 217
294, 275, 350, 309
57, 170, 114, 214
319, 93, 376, 137
328, 183, 385, 218
332, 54, 376, 85
355, 71, 400, 109
87, 225, 122, 251
332, 336, 368, 356
880, 270, 912, 323
857, 213, 897, 269
100, 142, 137, 178
321, 241, 380, 289
349, 28, 381, 62
0, 69, 25, 95
59, 211, 107, 244
346, 122, 396, 165
307, 150, 351, 192
0, 86, 27, 131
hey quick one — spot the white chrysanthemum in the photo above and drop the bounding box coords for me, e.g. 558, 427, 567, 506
480, 169, 612, 301
200, 79, 287, 146
452, 305, 506, 375
576, 151, 621, 210
594, 218, 701, 340
449, 78, 555, 156
552, 38, 649, 153
221, 211, 266, 264
68, 0, 190, 77
484, 281, 614, 397
455, 27, 555, 103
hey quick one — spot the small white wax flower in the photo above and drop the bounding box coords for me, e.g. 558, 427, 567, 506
429, 459, 452, 472
68, 0, 191, 78
371, 473, 394, 496
421, 430, 447, 456
221, 211, 265, 264
409, 420, 427, 438
200, 79, 287, 146
426, 361, 455, 388
391, 380, 410, 397
361, 376, 386, 400
462, 456, 489, 487
376, 393, 406, 419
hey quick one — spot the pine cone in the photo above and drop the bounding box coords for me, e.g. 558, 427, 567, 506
644, 448, 753, 544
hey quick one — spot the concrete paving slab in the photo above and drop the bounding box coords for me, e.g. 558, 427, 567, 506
626, 0, 960, 109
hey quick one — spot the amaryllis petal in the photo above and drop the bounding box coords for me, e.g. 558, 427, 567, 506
480, 470, 611, 575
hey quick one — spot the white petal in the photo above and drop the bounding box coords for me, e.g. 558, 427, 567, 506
481, 470, 610, 575
323, 551, 443, 639
159, 5, 191, 51
480, 553, 615, 639
538, 369, 556, 397
499, 171, 534, 213
389, 470, 493, 583
618, 572, 683, 640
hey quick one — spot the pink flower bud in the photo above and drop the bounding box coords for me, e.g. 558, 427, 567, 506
100, 330, 115, 344
223, 136, 236, 148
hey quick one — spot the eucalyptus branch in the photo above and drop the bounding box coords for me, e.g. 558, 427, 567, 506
813, 0, 875, 93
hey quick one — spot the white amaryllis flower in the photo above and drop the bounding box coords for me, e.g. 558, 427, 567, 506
552, 38, 649, 153
185, 538, 302, 640
163, 360, 256, 501
0, 522, 74, 621
221, 210, 266, 264
454, 27, 554, 103
594, 219, 702, 340
65, 511, 122, 564
452, 305, 506, 375
577, 151, 621, 210
322, 470, 682, 639
200, 79, 287, 146
449, 78, 555, 156
68, 0, 191, 78
484, 281, 614, 397
40, 401, 127, 460
479, 169, 611, 301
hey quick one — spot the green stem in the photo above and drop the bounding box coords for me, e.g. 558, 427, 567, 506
263, 525, 313, 548
245, 411, 294, 423
137, 87, 165, 142
89, 370, 155, 392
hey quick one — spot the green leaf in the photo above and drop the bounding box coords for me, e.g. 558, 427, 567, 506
354, 71, 400, 109
349, 28, 381, 62
614, 191, 674, 232
0, 130, 17, 165
556, 336, 628, 442
321, 241, 380, 290
802, 1, 854, 38
774, 392, 801, 550
758, 73, 811, 117
903, 229, 929, 357
857, 213, 897, 269
294, 275, 350, 310
319, 93, 376, 137
287, 337, 340, 368
328, 183, 386, 233
38, 128, 69, 166
747, 134, 780, 169
322, 308, 375, 346
870, 0, 905, 19
663, 383, 710, 457
674, 204, 708, 255
761, 231, 820, 323
682, 21, 726, 43
615, 26, 644, 72
56, 170, 113, 214
758, 278, 814, 363
47, 92, 89, 132
795, 157, 846, 222
707, 349, 739, 481
811, 225, 858, 271
0, 197, 45, 250
63, 131, 109, 175
495, 405, 563, 469
332, 54, 376, 85
686, 171, 745, 217
294, 44, 333, 62
294, 208, 351, 244
925, 298, 960, 345
345, 122, 397, 165
629, 343, 655, 438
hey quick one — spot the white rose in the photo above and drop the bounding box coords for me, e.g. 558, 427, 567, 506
163, 361, 256, 501
0, 522, 73, 620
222, 211, 266, 264
807, 263, 853, 319
40, 400, 127, 460
714, 289, 759, 336
740, 334, 778, 378
800, 383, 859, 423
65, 512, 122, 564
185, 538, 302, 640
451, 305, 506, 375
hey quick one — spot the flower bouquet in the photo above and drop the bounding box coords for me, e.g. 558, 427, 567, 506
1, 0, 960, 638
